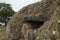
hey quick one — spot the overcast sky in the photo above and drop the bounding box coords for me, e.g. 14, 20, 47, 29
0, 0, 41, 12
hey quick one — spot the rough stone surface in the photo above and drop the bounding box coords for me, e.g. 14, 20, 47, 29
6, 0, 60, 40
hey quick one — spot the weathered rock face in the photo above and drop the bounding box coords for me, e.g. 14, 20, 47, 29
6, 0, 60, 40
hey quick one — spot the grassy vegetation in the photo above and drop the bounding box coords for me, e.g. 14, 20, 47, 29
0, 26, 6, 40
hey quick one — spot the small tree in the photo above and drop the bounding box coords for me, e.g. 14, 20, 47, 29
0, 3, 15, 26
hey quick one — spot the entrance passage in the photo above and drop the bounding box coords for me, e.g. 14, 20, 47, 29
24, 20, 44, 29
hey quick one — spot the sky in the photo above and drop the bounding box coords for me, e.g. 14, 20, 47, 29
0, 0, 41, 12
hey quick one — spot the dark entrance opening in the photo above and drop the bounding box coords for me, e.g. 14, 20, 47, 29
24, 20, 44, 29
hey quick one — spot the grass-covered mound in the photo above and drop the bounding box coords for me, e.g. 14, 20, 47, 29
6, 0, 60, 40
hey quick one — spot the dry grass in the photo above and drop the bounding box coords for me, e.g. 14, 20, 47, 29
0, 26, 6, 40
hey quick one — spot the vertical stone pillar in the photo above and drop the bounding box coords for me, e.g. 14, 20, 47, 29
26, 29, 35, 40
22, 22, 31, 40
